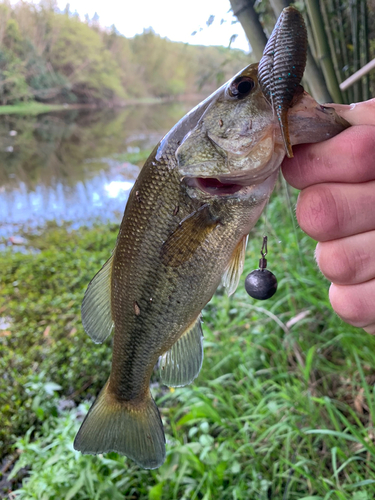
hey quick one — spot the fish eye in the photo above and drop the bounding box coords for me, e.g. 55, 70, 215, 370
229, 76, 254, 99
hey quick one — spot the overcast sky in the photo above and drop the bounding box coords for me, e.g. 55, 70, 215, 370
53, 0, 250, 52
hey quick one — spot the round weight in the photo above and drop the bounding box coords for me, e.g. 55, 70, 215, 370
245, 269, 278, 300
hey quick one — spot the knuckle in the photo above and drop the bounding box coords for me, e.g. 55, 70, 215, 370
329, 284, 365, 326
316, 241, 368, 284
316, 242, 350, 283
364, 324, 375, 335
345, 127, 375, 181
296, 185, 339, 239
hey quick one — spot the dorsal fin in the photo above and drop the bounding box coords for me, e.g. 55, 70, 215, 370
81, 254, 114, 344
221, 235, 248, 296
159, 315, 203, 387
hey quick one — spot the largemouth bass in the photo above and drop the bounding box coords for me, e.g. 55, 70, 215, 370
74, 7, 349, 469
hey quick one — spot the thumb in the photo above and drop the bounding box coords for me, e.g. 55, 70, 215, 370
325, 98, 375, 126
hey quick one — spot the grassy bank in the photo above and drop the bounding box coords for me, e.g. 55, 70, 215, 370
0, 97, 193, 117
1, 188, 375, 499
0, 102, 68, 115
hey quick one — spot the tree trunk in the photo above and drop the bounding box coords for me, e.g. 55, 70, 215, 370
229, 0, 267, 61
269, 0, 290, 12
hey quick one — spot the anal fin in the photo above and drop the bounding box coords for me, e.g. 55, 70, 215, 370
159, 315, 203, 387
221, 235, 248, 296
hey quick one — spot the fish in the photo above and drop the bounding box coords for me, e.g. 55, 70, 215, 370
74, 7, 349, 469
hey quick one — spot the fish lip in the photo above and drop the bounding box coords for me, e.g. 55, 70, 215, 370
183, 170, 273, 196
287, 91, 350, 145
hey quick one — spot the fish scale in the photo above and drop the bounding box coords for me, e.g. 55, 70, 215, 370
109, 147, 240, 398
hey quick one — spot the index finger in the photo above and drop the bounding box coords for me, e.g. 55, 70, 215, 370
282, 99, 375, 190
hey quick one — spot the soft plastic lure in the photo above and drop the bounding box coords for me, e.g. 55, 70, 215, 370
258, 6, 308, 157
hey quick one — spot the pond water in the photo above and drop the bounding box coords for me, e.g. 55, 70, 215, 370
0, 101, 197, 241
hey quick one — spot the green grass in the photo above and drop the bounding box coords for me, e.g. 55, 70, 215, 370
0, 97, 174, 116
0, 102, 69, 115
2, 186, 375, 499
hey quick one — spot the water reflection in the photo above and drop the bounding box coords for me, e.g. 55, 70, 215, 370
0, 101, 195, 238
105, 180, 134, 198
0, 162, 139, 237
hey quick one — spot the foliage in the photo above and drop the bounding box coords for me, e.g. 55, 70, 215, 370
45, 14, 126, 103
0, 222, 118, 455
3, 186, 375, 499
0, 1, 250, 106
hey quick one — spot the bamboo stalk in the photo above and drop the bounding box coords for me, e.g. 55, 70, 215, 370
361, 0, 370, 100
351, 0, 362, 101
304, 0, 343, 102
320, 1, 340, 84
269, 0, 290, 13
305, 9, 317, 61
334, 0, 353, 103
326, 0, 348, 102
304, 46, 333, 102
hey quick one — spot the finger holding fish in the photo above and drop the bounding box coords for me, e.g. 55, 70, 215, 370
282, 99, 375, 333
282, 123, 375, 188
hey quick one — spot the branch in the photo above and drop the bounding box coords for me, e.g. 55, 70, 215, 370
229, 0, 267, 61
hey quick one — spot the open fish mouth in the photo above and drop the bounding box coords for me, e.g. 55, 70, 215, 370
184, 176, 244, 196
183, 170, 274, 196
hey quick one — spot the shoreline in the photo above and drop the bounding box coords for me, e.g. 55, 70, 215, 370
0, 95, 206, 116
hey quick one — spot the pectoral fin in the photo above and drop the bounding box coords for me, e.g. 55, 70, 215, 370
222, 235, 248, 296
159, 315, 203, 387
81, 254, 114, 343
161, 205, 219, 267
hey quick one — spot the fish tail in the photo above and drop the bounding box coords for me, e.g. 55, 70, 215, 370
74, 381, 166, 469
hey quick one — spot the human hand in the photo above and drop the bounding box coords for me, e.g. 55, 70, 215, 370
282, 98, 375, 334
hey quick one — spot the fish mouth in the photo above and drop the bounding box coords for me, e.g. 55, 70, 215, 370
183, 171, 271, 196
184, 177, 244, 196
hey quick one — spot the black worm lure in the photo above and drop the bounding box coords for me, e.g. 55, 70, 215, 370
258, 6, 307, 158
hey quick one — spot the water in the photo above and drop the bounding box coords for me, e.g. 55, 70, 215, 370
0, 102, 196, 240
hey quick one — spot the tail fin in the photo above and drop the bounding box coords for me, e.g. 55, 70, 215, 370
74, 382, 166, 469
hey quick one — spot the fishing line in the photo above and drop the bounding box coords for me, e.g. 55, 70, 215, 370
281, 173, 304, 269
244, 171, 304, 300
261, 196, 271, 239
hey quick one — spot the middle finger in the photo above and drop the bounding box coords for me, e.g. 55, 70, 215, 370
296, 180, 375, 241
